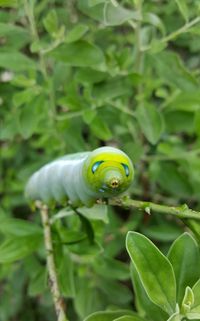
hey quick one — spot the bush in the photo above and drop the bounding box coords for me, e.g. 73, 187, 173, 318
1, 0, 200, 320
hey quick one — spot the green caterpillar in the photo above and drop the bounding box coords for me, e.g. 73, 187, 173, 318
25, 146, 134, 207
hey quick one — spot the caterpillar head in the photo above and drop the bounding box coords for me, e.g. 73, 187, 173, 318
83, 147, 134, 197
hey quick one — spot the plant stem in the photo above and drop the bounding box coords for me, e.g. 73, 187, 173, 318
36, 201, 68, 321
134, 0, 143, 74
24, 0, 48, 80
141, 16, 200, 52
108, 198, 200, 221
161, 16, 200, 43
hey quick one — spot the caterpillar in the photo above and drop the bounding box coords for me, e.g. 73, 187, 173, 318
25, 146, 134, 207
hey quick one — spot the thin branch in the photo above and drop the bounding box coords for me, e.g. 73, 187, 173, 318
141, 16, 200, 52
108, 197, 200, 221
36, 201, 68, 321
161, 16, 200, 43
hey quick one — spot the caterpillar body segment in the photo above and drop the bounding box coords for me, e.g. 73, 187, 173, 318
25, 147, 134, 207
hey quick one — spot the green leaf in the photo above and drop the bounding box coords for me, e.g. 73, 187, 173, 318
194, 110, 200, 136
131, 264, 168, 321
17, 96, 44, 139
75, 68, 107, 84
114, 316, 146, 321
143, 12, 165, 35
167, 233, 200, 304
0, 235, 42, 263
152, 51, 198, 91
93, 77, 131, 101
0, 23, 29, 49
90, 116, 112, 141
93, 256, 129, 280
126, 232, 176, 315
28, 266, 47, 296
58, 250, 75, 298
0, 52, 36, 71
13, 86, 41, 107
78, 1, 140, 26
191, 279, 200, 314
181, 286, 194, 314
66, 24, 89, 43
100, 278, 132, 305
59, 229, 86, 244
175, 0, 189, 22
166, 312, 181, 321
154, 162, 193, 198
43, 10, 58, 35
0, 218, 42, 237
166, 91, 200, 112
0, 0, 18, 7
141, 223, 182, 242
136, 104, 164, 144
84, 311, 135, 321
88, 0, 105, 6
78, 204, 108, 224
49, 41, 105, 68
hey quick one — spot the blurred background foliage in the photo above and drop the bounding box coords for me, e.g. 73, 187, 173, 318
1, 0, 200, 320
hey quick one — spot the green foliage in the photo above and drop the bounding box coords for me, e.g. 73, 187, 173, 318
1, 0, 200, 320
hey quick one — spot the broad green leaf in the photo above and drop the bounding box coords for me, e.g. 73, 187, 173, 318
143, 12, 165, 35
141, 223, 182, 242
168, 233, 200, 304
136, 104, 164, 145
130, 264, 169, 321
75, 278, 105, 319
82, 109, 97, 125
78, 1, 140, 26
59, 229, 86, 244
100, 278, 132, 305
0, 0, 18, 7
113, 316, 143, 321
75, 68, 107, 84
0, 23, 29, 49
93, 256, 129, 280
90, 116, 112, 141
58, 250, 75, 298
84, 311, 135, 321
114, 317, 146, 321
13, 86, 41, 107
175, 0, 189, 22
164, 111, 194, 134
126, 232, 176, 315
66, 24, 89, 43
152, 51, 198, 91
194, 110, 200, 136
28, 266, 47, 296
166, 312, 181, 321
154, 162, 193, 197
49, 41, 105, 68
93, 77, 131, 101
17, 96, 45, 139
186, 312, 200, 319
0, 218, 42, 237
88, 0, 105, 6
78, 204, 108, 224
166, 91, 200, 112
0, 235, 42, 263
0, 52, 36, 71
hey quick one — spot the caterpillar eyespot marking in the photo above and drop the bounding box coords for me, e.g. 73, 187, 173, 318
121, 163, 129, 177
92, 160, 104, 174
25, 146, 134, 208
